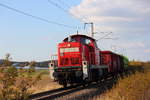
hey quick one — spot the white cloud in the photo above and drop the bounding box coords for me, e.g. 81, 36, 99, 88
144, 49, 150, 53
70, 0, 150, 22
82, 16, 139, 22
69, 0, 150, 61
119, 42, 145, 48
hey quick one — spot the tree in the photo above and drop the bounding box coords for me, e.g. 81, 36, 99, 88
2, 53, 12, 67
29, 61, 36, 67
28, 61, 36, 73
0, 66, 41, 100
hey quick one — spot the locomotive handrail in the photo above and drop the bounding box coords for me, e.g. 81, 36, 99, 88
90, 65, 108, 69
54, 66, 81, 69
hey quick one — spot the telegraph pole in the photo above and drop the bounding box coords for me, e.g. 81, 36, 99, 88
84, 22, 117, 41
84, 22, 94, 37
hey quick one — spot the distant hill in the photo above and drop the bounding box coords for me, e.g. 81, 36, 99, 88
36, 60, 50, 67
0, 59, 50, 68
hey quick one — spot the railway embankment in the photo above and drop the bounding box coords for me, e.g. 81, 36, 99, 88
98, 71, 150, 100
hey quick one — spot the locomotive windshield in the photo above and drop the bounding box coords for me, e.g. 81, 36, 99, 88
63, 34, 98, 47
64, 36, 77, 42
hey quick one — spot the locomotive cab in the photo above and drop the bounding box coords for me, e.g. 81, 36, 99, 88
58, 34, 99, 67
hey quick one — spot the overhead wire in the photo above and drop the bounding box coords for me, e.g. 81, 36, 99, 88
0, 2, 77, 29
47, 0, 68, 13
47, 0, 85, 25
55, 0, 70, 9
96, 32, 113, 41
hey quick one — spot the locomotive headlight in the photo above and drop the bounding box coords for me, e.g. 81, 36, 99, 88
67, 44, 71, 47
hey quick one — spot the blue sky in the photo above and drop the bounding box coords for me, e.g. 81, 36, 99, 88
0, 0, 150, 61
0, 0, 81, 61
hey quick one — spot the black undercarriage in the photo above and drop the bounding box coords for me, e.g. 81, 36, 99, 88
53, 66, 118, 87
53, 70, 83, 87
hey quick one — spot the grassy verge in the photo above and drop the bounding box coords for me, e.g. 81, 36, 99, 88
95, 66, 150, 100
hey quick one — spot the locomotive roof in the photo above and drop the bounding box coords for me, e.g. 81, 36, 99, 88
101, 51, 113, 53
63, 34, 95, 42
101, 50, 122, 56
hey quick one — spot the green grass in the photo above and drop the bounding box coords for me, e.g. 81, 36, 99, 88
33, 69, 49, 78
16, 68, 50, 78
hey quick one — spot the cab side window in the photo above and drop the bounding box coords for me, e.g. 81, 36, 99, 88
81, 38, 91, 45
85, 39, 91, 45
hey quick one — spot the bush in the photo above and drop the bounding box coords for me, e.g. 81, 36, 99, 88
101, 71, 150, 100
0, 67, 41, 100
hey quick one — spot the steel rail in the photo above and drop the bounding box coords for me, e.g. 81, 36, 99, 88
29, 84, 82, 100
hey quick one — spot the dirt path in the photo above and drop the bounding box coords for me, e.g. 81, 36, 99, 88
31, 77, 61, 94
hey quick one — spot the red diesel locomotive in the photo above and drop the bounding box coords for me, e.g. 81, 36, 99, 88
49, 34, 126, 87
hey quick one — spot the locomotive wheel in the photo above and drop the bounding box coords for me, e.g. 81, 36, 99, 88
82, 83, 85, 87
82, 80, 86, 87
96, 79, 102, 84
70, 83, 75, 87
62, 80, 67, 88
83, 78, 89, 87
63, 83, 67, 88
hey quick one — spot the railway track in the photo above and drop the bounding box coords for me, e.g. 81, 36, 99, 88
29, 76, 117, 100
29, 67, 137, 100
29, 84, 83, 100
